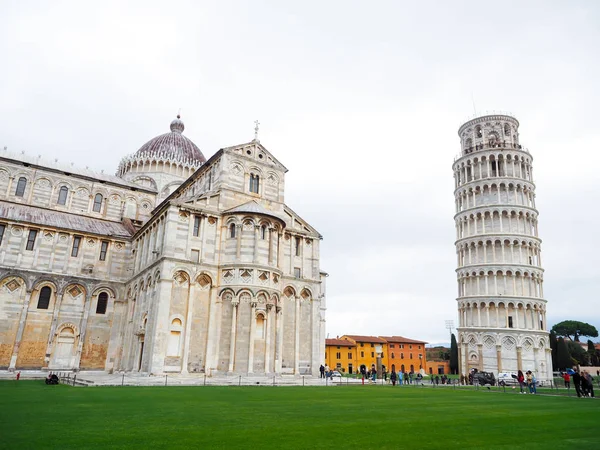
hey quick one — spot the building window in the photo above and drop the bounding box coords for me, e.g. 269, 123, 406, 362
57, 186, 69, 205
71, 236, 81, 257
391, 353, 395, 359
399, 344, 404, 349
191, 249, 200, 263
0, 224, 5, 246
410, 353, 413, 359
99, 241, 109, 261
167, 319, 183, 356
229, 223, 236, 238
208, 171, 213, 190
249, 174, 260, 194
370, 343, 374, 348
390, 344, 395, 348
96, 292, 108, 314
93, 193, 103, 212
261, 225, 267, 240
508, 316, 514, 328
15, 177, 27, 197
336, 352, 341, 359
371, 352, 374, 357
401, 353, 404, 359
294, 267, 301, 278
25, 230, 37, 251
360, 343, 364, 347
348, 352, 352, 359
418, 345, 422, 350
295, 237, 301, 256
360, 351, 364, 358
37, 286, 51, 309
193, 216, 201, 237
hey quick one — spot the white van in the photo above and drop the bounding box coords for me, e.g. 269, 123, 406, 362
497, 372, 519, 386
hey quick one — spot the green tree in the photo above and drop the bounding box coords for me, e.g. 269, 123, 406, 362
450, 334, 459, 374
587, 340, 599, 366
566, 341, 588, 366
556, 337, 572, 370
551, 320, 598, 342
549, 330, 558, 370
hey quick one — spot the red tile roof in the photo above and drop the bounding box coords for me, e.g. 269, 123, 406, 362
379, 336, 428, 344
326, 339, 356, 347
341, 335, 387, 344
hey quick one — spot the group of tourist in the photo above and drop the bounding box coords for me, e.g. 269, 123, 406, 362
514, 370, 537, 394
563, 369, 595, 398
429, 374, 450, 385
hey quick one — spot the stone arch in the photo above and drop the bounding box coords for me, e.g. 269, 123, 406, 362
196, 272, 213, 288
0, 275, 28, 293
171, 268, 191, 281
92, 285, 116, 298
283, 286, 296, 298
300, 288, 312, 300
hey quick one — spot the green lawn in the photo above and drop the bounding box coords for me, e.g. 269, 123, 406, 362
0, 381, 598, 449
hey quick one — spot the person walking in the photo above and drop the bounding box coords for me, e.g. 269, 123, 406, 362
319, 364, 325, 379
573, 369, 583, 397
517, 370, 525, 393
16, 371, 21, 381
398, 371, 403, 386
371, 366, 377, 383
587, 371, 596, 397
390, 369, 397, 387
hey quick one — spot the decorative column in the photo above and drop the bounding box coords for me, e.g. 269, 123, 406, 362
496, 345, 502, 373
517, 346, 523, 371
236, 224, 242, 260
73, 292, 93, 370
181, 281, 195, 374
265, 304, 272, 374
44, 288, 65, 367
247, 301, 257, 373
294, 296, 300, 374
228, 297, 239, 372
9, 290, 33, 369
275, 305, 283, 373
253, 225, 260, 263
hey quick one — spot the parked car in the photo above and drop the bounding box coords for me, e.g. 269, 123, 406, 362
472, 371, 496, 386
329, 371, 342, 380
497, 372, 518, 386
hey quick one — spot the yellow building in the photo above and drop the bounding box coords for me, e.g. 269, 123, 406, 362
339, 335, 388, 375
325, 338, 356, 373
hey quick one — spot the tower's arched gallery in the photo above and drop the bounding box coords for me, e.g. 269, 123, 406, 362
453, 114, 552, 381
0, 116, 327, 376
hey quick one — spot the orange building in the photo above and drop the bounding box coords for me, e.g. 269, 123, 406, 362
324, 338, 356, 373
380, 336, 427, 374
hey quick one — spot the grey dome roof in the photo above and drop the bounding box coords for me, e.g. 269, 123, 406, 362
135, 115, 206, 164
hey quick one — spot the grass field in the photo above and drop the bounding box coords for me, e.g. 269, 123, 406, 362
1, 381, 598, 449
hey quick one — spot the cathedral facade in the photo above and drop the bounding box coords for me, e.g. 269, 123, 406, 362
0, 116, 327, 376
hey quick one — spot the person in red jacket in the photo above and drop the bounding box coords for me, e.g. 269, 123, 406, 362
562, 372, 571, 389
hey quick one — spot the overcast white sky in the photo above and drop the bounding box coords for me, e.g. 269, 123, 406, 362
1, 1, 599, 344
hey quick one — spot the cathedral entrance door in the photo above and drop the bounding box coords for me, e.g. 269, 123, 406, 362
51, 327, 76, 369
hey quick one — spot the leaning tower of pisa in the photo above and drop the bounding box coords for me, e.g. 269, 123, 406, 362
453, 114, 552, 381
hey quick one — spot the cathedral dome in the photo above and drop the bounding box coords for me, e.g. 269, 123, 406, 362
135, 115, 206, 164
